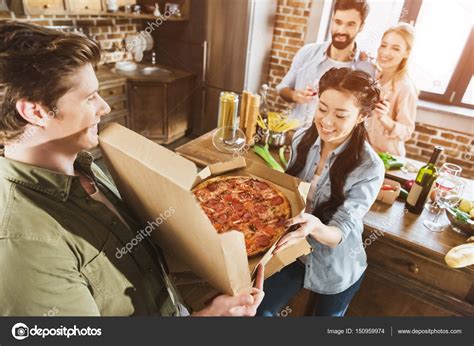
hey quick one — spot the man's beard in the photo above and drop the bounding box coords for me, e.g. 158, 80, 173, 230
331, 33, 355, 50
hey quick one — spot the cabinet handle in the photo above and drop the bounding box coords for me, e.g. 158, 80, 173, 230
408, 263, 419, 274
133, 86, 138, 91
43, 4, 50, 8
109, 90, 116, 95
85, 5, 89, 10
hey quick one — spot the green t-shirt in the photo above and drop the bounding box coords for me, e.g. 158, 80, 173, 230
0, 151, 182, 316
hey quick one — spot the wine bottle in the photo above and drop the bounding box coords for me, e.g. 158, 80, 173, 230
406, 146, 443, 214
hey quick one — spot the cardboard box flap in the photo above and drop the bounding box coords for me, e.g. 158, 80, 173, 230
197, 157, 247, 183
99, 124, 251, 296
100, 123, 198, 191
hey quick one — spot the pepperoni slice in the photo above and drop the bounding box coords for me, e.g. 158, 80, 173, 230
255, 204, 267, 213
252, 219, 264, 229
271, 196, 284, 205
238, 192, 251, 201
254, 234, 271, 247
232, 200, 244, 212
263, 226, 277, 236
212, 203, 225, 212
216, 213, 228, 223
231, 213, 242, 222
276, 218, 286, 227
207, 182, 218, 192
242, 212, 252, 221
256, 181, 269, 190
227, 180, 237, 189
223, 193, 233, 202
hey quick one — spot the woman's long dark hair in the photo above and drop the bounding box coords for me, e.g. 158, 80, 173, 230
287, 67, 381, 223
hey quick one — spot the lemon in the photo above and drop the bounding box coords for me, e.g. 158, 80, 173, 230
459, 199, 473, 213
470, 209, 474, 219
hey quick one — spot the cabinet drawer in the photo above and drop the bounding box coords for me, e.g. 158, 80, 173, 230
23, 0, 66, 15
65, 0, 101, 14
366, 237, 474, 301
100, 83, 127, 101
107, 99, 127, 114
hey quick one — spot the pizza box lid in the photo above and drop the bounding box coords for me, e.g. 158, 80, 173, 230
99, 123, 311, 296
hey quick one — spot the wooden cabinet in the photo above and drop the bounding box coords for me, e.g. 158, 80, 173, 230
17, 0, 66, 15
129, 82, 166, 139
128, 74, 194, 144
346, 231, 474, 316
65, 0, 102, 14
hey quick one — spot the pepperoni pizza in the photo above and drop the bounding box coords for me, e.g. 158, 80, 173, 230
192, 176, 291, 256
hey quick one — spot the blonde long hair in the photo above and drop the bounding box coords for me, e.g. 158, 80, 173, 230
381, 23, 415, 86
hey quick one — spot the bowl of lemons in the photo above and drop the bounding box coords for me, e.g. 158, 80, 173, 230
446, 199, 474, 236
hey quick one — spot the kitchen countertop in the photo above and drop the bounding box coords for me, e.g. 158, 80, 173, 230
96, 63, 195, 84
176, 130, 474, 260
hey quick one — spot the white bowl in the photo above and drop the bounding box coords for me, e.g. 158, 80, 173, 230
115, 61, 137, 72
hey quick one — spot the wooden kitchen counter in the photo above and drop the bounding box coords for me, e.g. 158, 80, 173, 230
96, 64, 195, 84
175, 128, 271, 166
176, 130, 474, 316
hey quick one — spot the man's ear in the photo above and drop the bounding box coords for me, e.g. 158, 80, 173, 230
15, 99, 52, 127
358, 22, 365, 34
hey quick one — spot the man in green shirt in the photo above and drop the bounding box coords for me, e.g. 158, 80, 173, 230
0, 22, 263, 316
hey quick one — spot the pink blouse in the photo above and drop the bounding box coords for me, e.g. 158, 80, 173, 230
366, 75, 418, 157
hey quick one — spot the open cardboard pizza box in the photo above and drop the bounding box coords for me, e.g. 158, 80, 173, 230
99, 124, 311, 296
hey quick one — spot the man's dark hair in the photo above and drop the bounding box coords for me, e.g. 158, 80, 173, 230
334, 0, 370, 23
0, 21, 101, 141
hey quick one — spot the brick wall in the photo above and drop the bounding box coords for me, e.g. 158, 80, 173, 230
265, 1, 474, 179
266, 0, 313, 111
407, 124, 474, 179
0, 12, 145, 64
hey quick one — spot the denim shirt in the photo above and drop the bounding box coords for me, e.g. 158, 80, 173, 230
277, 41, 376, 128
289, 129, 384, 294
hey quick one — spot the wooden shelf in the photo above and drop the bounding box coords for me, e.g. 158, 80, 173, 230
100, 12, 189, 21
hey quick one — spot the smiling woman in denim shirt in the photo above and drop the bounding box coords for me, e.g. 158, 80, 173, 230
257, 67, 385, 317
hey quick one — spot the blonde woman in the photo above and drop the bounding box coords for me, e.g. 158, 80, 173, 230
367, 23, 418, 157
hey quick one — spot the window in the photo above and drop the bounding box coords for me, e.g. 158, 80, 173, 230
406, 0, 473, 108
322, 0, 473, 109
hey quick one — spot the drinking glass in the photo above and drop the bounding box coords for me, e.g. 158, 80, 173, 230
425, 163, 462, 212
423, 176, 465, 232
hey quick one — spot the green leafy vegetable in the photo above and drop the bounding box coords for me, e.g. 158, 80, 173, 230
279, 146, 288, 168
254, 144, 284, 172
378, 152, 404, 170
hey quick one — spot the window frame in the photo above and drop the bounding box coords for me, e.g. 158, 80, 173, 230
401, 0, 473, 109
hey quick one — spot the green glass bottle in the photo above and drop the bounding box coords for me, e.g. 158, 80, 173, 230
406, 146, 443, 214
